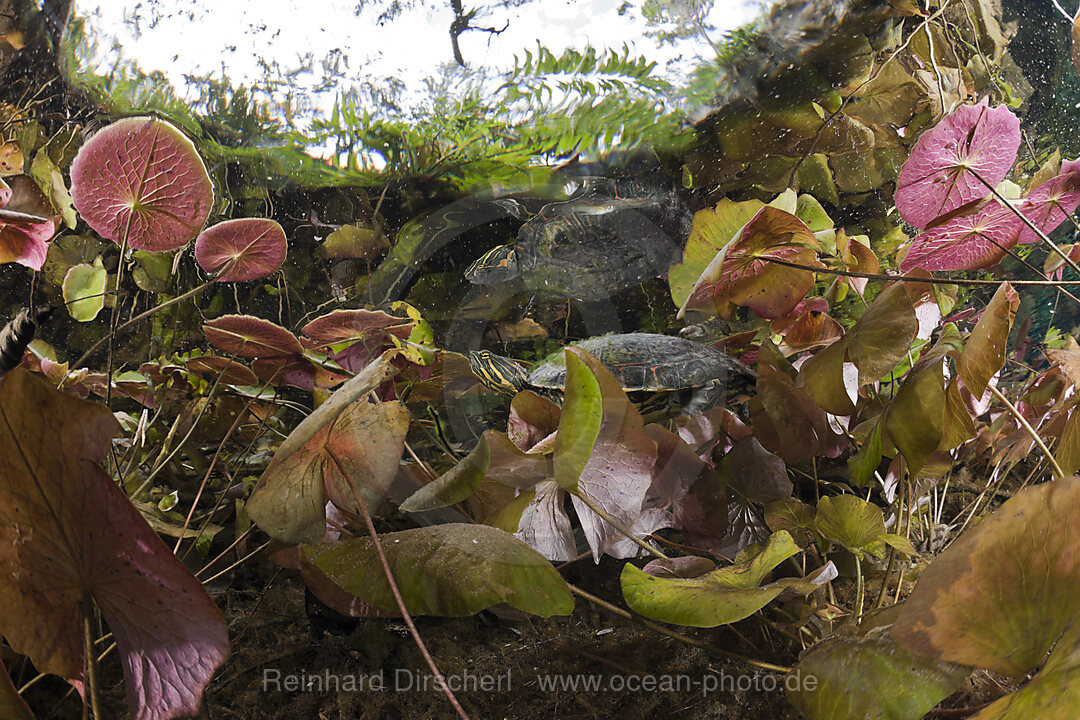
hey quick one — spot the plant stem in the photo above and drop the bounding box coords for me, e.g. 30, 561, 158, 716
987, 383, 1065, 479
70, 279, 217, 370
331, 449, 471, 720
83, 608, 102, 719
853, 554, 864, 623
761, 256, 1080, 286
572, 490, 668, 560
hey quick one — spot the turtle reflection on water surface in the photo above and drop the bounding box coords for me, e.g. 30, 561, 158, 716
469, 333, 756, 422
464, 179, 690, 301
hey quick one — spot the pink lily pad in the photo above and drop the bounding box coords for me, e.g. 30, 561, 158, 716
69, 117, 213, 252
894, 98, 1021, 229
0, 369, 229, 720
1015, 159, 1080, 244
203, 314, 304, 358
195, 218, 287, 281
900, 200, 1023, 271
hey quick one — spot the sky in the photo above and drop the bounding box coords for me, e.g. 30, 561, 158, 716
73, 0, 766, 123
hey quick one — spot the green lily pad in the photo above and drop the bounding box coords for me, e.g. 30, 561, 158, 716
787, 631, 970, 720
61, 256, 107, 322
303, 523, 574, 617
620, 530, 815, 627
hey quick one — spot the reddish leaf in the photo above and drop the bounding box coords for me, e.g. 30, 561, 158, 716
301, 309, 413, 373
0, 369, 228, 720
194, 218, 287, 281
69, 117, 213, 252
1015, 159, 1080, 244
894, 98, 1021, 229
184, 356, 259, 386
680, 206, 822, 320
900, 200, 1022, 271
0, 208, 55, 270
0, 660, 32, 720
203, 314, 304, 358
246, 353, 402, 543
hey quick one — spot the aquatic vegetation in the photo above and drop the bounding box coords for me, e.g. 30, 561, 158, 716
6, 1, 1080, 718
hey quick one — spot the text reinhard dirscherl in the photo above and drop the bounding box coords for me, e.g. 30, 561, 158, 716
261, 668, 817, 695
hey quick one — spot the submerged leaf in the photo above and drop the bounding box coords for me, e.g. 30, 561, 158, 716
680, 205, 822, 320
61, 256, 107, 322
895, 477, 1080, 677
788, 630, 970, 720
0, 369, 228, 720
203, 314, 304, 358
303, 524, 573, 617
620, 530, 812, 627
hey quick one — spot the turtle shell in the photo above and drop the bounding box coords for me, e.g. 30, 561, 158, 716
528, 333, 754, 397
509, 179, 690, 300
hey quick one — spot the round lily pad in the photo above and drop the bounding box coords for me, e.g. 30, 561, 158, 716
69, 116, 213, 252
195, 218, 287, 281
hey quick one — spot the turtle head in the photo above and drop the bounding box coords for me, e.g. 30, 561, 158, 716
465, 245, 519, 285
468, 350, 529, 396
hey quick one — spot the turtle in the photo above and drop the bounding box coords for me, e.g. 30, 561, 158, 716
468, 332, 756, 420
464, 178, 690, 301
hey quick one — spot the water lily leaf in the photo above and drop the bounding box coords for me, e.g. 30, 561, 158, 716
194, 218, 287, 281
969, 627, 1080, 720
513, 480, 577, 561
400, 433, 490, 513
0, 207, 55, 270
620, 530, 811, 627
303, 523, 573, 617
246, 352, 400, 543
0, 660, 32, 720
845, 282, 919, 383
507, 390, 561, 451
556, 348, 659, 561
301, 309, 413, 373
787, 632, 970, 720
680, 205, 823, 320
203, 314, 304, 358
895, 477, 1080, 677
894, 99, 1020, 229
553, 349, 603, 493
884, 345, 946, 476
1056, 408, 1080, 476
901, 200, 1022, 272
29, 150, 76, 229
61, 256, 107, 322
0, 369, 229, 720
957, 282, 1017, 396
1012, 159, 1080, 244
815, 494, 888, 558
845, 62, 926, 131
798, 338, 855, 416
184, 356, 259, 386
848, 414, 885, 488
69, 117, 213, 252
131, 249, 174, 292
321, 222, 389, 260
249, 399, 408, 544
669, 198, 765, 308
764, 498, 817, 547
